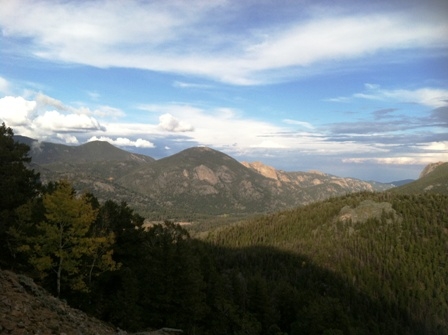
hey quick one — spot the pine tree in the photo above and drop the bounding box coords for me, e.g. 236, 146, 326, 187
0, 123, 40, 267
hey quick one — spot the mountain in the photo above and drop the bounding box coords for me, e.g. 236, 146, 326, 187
391, 161, 448, 194
16, 137, 394, 219
15, 136, 160, 215
20, 136, 155, 165
116, 147, 276, 215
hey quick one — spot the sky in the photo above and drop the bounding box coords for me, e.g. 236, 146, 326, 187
1, 0, 447, 182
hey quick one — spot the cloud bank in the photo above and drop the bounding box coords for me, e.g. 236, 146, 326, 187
88, 136, 155, 148
1, 0, 447, 84
329, 84, 448, 108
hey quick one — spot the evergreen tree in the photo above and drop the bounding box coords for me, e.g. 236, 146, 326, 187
0, 123, 40, 267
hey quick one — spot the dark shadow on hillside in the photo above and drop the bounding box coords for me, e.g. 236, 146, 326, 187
193, 241, 444, 335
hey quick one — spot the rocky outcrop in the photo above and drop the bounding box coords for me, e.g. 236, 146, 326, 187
0, 270, 181, 335
241, 161, 281, 180
336, 200, 398, 224
0, 270, 119, 334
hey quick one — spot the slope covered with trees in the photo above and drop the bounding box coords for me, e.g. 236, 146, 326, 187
206, 192, 448, 334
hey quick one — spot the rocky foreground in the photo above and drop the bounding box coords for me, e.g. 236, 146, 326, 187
0, 270, 180, 335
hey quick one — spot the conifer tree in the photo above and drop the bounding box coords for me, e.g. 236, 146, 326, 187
0, 123, 40, 266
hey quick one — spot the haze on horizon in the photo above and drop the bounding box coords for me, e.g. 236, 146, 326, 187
1, 0, 447, 182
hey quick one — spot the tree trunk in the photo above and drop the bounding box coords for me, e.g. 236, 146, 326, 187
57, 255, 63, 297
88, 255, 98, 288
57, 222, 64, 298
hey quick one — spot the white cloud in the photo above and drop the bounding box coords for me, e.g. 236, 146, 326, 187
91, 106, 125, 119
342, 156, 444, 165
138, 103, 289, 148
244, 15, 445, 72
173, 81, 212, 89
57, 133, 79, 144
36, 92, 67, 110
158, 113, 194, 132
283, 119, 315, 129
356, 85, 448, 108
250, 140, 287, 149
0, 94, 106, 141
412, 141, 448, 152
2, 92, 446, 169
331, 84, 448, 108
87, 91, 101, 100
0, 96, 36, 126
135, 102, 381, 155
34, 110, 103, 132
87, 136, 155, 148
0, 76, 10, 94
343, 141, 448, 165
1, 1, 446, 84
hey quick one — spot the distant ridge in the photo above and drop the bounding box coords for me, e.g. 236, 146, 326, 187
388, 179, 414, 187
391, 162, 448, 194
15, 137, 155, 165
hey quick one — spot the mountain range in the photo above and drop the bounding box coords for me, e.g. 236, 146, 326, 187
16, 136, 446, 221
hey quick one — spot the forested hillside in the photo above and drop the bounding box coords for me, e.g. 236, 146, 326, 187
206, 192, 448, 334
2, 123, 447, 335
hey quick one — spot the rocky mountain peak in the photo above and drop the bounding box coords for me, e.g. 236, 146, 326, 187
419, 161, 445, 178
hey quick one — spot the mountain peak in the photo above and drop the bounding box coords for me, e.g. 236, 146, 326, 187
159, 146, 238, 167
80, 140, 116, 149
419, 162, 446, 179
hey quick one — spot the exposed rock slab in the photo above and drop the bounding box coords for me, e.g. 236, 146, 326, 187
337, 200, 397, 224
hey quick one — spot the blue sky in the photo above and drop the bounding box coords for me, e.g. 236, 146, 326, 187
1, 0, 447, 182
